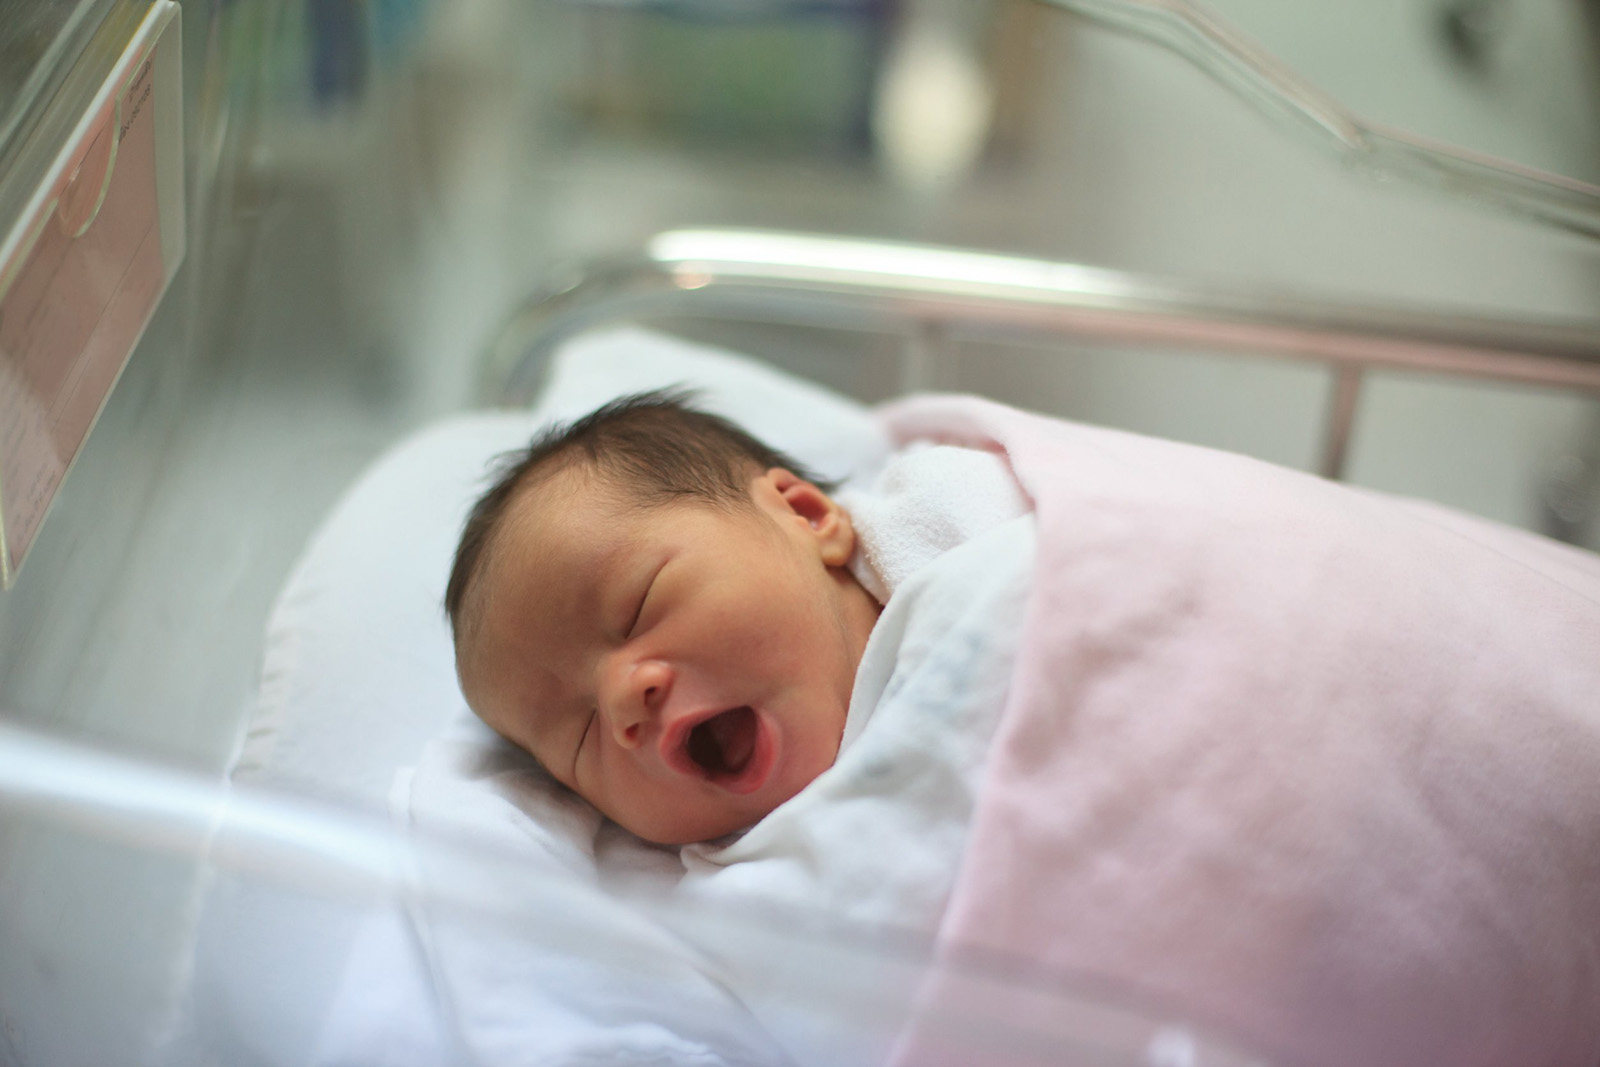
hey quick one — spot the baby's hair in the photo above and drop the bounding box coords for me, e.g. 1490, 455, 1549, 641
445, 388, 830, 643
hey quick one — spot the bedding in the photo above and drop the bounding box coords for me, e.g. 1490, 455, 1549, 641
883, 395, 1600, 1067
193, 324, 1600, 1067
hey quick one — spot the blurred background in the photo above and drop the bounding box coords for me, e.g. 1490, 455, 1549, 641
1, 0, 1598, 1062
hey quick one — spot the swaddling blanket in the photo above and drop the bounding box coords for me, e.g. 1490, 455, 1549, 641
401, 508, 1036, 1067
884, 396, 1600, 1067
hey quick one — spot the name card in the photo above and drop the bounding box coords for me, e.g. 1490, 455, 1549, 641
0, 1, 184, 587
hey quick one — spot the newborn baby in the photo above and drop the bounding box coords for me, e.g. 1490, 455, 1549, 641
446, 391, 882, 845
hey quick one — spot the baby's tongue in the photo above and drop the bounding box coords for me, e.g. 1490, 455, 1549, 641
691, 707, 757, 777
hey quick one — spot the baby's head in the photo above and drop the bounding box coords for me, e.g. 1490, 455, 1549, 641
446, 391, 880, 845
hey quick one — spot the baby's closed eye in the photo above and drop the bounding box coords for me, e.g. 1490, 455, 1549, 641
626, 563, 666, 638
626, 587, 650, 637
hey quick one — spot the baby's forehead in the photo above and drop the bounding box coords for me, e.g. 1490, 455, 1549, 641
517, 451, 663, 510
499, 466, 629, 562
505, 457, 762, 538
456, 467, 603, 632
490, 454, 798, 599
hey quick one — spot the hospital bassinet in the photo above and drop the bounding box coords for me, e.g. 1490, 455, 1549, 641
3, 1, 1599, 1065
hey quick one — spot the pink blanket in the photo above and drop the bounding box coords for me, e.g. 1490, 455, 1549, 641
884, 396, 1600, 1067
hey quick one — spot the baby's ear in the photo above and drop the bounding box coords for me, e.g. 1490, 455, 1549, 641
766, 468, 855, 567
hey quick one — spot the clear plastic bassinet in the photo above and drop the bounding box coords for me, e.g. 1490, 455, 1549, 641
2, 1, 1598, 1065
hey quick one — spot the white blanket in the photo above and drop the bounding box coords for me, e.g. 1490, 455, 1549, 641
399, 507, 1035, 1067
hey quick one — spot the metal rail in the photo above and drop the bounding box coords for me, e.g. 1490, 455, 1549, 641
485, 229, 1600, 479
1038, 0, 1600, 241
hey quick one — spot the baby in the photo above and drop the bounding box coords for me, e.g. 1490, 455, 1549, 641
445, 391, 882, 846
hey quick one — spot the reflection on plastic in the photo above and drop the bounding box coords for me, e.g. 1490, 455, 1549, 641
0, 720, 1270, 1066
1038, 0, 1600, 239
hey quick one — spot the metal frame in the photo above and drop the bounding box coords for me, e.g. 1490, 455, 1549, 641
485, 228, 1600, 480
1037, 0, 1600, 241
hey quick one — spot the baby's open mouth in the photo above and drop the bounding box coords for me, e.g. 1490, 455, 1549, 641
686, 706, 758, 780
666, 705, 773, 795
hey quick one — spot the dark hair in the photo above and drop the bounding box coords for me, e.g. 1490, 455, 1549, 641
444, 389, 829, 642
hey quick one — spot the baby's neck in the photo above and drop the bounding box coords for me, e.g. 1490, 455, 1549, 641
833, 566, 883, 682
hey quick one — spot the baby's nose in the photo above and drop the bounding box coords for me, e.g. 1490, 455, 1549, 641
603, 659, 672, 749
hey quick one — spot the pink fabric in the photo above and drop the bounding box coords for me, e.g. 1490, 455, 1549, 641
883, 396, 1600, 1067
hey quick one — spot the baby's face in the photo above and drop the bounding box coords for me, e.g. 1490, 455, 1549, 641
457, 465, 878, 845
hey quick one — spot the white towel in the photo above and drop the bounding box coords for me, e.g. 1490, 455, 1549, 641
839, 443, 1031, 603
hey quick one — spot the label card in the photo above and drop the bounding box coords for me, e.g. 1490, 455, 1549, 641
0, 1, 184, 587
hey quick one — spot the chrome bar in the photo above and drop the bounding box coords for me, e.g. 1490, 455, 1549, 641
485, 229, 1600, 412
1320, 365, 1365, 480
